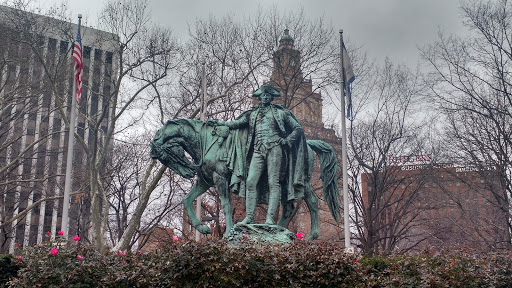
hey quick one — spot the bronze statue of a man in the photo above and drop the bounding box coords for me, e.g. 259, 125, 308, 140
209, 85, 308, 225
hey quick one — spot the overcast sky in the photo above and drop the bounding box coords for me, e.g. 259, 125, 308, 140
58, 0, 468, 68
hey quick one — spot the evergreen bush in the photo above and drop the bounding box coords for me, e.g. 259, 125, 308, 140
5, 238, 512, 287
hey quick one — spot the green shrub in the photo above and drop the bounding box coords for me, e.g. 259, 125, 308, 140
0, 254, 18, 287
7, 239, 512, 287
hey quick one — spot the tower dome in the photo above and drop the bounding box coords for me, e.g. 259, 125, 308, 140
279, 29, 294, 48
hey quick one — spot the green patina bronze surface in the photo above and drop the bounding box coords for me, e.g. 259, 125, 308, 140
150, 84, 341, 240
226, 224, 296, 245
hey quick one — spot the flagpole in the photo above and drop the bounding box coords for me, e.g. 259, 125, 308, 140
195, 61, 207, 242
61, 14, 82, 238
339, 30, 352, 252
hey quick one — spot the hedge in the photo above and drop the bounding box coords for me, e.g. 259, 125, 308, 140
4, 238, 512, 287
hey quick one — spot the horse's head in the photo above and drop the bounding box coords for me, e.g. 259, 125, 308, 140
150, 119, 200, 179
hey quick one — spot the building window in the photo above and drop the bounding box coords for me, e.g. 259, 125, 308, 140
77, 122, 85, 139
59, 41, 68, 54
90, 95, 98, 115
94, 49, 102, 62
103, 84, 111, 96
48, 38, 57, 51
52, 118, 61, 139
84, 46, 91, 59
106, 51, 113, 64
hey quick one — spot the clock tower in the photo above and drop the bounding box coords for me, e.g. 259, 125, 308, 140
268, 29, 343, 240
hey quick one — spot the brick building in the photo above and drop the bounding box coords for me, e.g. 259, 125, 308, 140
139, 227, 175, 252
361, 161, 509, 252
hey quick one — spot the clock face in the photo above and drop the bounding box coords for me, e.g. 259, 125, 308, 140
290, 57, 295, 66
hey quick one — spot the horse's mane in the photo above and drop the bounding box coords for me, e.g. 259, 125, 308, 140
165, 118, 203, 131
154, 118, 205, 141
152, 118, 207, 179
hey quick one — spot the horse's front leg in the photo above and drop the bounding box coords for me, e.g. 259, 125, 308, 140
183, 177, 212, 235
213, 172, 233, 238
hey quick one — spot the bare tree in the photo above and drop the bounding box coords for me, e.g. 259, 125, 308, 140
169, 7, 340, 121
421, 0, 512, 249
168, 12, 272, 121
105, 135, 186, 250
91, 0, 183, 251
0, 0, 181, 251
348, 59, 432, 255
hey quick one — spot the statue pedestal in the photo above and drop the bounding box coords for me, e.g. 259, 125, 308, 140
226, 224, 295, 245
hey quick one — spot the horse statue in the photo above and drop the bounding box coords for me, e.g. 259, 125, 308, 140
150, 118, 341, 239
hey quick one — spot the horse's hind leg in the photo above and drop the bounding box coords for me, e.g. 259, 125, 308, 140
183, 177, 212, 235
278, 200, 294, 228
213, 172, 233, 238
304, 182, 319, 240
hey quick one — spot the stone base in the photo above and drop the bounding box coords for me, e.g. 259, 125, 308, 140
226, 223, 295, 245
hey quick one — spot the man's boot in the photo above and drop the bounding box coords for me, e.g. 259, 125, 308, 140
240, 192, 256, 224
265, 193, 279, 225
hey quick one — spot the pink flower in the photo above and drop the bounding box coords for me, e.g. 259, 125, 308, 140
355, 260, 358, 263
73, 235, 81, 241
243, 234, 248, 238
57, 230, 64, 236
17, 255, 22, 260
166, 261, 170, 266
50, 248, 59, 255
296, 232, 304, 239
137, 250, 142, 254
47, 231, 51, 236
172, 236, 179, 241
118, 250, 126, 256
77, 254, 83, 260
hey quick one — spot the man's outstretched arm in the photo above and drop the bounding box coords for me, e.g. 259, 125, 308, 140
206, 111, 251, 129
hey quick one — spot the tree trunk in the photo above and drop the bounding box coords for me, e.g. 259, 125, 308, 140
90, 166, 104, 251
113, 162, 166, 251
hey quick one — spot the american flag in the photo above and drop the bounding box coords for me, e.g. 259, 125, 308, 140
72, 24, 83, 103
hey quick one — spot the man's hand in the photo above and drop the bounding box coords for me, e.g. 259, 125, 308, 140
206, 119, 218, 126
279, 138, 290, 147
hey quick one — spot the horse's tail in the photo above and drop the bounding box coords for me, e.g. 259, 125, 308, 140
307, 140, 341, 223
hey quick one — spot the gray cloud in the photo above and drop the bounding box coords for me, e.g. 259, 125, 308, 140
65, 0, 468, 66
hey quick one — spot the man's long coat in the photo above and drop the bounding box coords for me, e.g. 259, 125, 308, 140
224, 103, 309, 204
